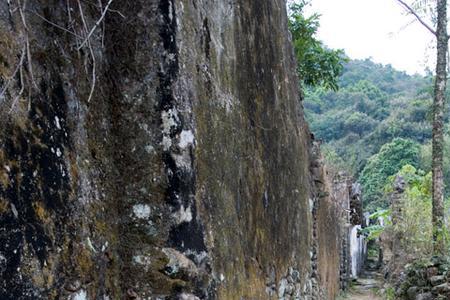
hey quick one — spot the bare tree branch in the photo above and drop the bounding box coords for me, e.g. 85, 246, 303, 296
30, 10, 83, 39
396, 0, 437, 36
9, 65, 25, 113
18, 0, 38, 90
77, 0, 96, 103
79, 0, 125, 18
8, 48, 26, 113
0, 46, 26, 102
77, 0, 113, 50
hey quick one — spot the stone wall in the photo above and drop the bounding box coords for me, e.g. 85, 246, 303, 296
0, 1, 357, 299
310, 142, 342, 300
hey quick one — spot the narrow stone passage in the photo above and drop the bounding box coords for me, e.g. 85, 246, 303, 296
341, 271, 383, 300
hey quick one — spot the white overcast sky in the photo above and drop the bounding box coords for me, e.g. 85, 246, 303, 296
305, 0, 437, 75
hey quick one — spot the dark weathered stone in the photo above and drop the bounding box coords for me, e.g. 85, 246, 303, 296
432, 282, 450, 294
430, 275, 445, 286
416, 292, 434, 300
407, 286, 419, 300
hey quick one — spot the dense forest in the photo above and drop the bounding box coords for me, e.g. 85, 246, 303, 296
302, 59, 450, 211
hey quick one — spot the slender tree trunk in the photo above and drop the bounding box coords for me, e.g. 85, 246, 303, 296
432, 0, 448, 255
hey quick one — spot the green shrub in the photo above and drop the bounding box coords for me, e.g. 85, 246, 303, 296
359, 138, 420, 211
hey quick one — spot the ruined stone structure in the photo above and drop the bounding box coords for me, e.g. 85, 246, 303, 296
380, 175, 406, 282
333, 173, 367, 289
0, 1, 364, 299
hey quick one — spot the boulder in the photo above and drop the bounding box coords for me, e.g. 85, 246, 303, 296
415, 292, 433, 300
430, 275, 446, 286
407, 286, 418, 300
432, 282, 450, 294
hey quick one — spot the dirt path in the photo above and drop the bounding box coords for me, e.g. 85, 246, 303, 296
340, 271, 383, 300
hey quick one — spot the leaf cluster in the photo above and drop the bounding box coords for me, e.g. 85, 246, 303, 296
288, 2, 347, 91
359, 139, 421, 210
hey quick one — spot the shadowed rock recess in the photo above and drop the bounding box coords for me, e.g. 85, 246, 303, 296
0, 1, 355, 299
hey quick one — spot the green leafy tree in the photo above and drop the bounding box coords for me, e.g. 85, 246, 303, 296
343, 111, 377, 136
288, 1, 347, 91
360, 138, 421, 210
348, 80, 387, 103
420, 134, 450, 196
360, 209, 392, 240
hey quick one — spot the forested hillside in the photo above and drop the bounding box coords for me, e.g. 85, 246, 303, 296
303, 59, 450, 210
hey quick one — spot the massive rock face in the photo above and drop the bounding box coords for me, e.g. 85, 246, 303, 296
0, 1, 350, 299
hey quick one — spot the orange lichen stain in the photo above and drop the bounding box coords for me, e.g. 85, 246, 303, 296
0, 151, 9, 188
32, 201, 51, 223
0, 170, 9, 188
31, 269, 45, 287
215, 272, 268, 300
94, 219, 108, 235
47, 290, 58, 300
0, 198, 9, 214
20, 241, 55, 291
75, 246, 94, 276
69, 155, 79, 186
42, 257, 56, 289
7, 102, 31, 124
